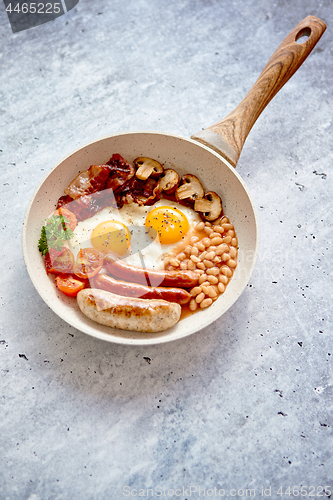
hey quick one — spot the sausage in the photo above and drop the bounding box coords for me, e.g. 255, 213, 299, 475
77, 288, 181, 333
94, 273, 191, 305
104, 255, 198, 288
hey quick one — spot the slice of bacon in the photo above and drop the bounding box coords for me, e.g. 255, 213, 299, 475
64, 164, 110, 200
57, 154, 160, 220
56, 190, 117, 222
106, 154, 135, 193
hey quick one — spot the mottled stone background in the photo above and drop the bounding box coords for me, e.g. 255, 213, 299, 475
1, 0, 332, 498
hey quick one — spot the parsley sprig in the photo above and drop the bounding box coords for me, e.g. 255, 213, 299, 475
38, 214, 74, 256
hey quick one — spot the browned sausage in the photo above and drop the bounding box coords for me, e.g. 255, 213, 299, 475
77, 288, 181, 332
103, 255, 198, 288
94, 273, 191, 305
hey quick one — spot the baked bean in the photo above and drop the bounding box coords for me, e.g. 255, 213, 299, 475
218, 274, 228, 284
205, 251, 215, 261
190, 255, 200, 264
189, 299, 198, 311
202, 237, 211, 247
197, 283, 208, 289
203, 260, 214, 268
216, 243, 229, 255
195, 292, 205, 304
187, 260, 196, 270
229, 247, 237, 258
204, 226, 213, 235
163, 213, 237, 312
210, 237, 223, 246
200, 252, 207, 261
200, 298, 213, 309
184, 245, 192, 256
209, 232, 221, 239
206, 267, 219, 276
198, 274, 209, 284
195, 269, 205, 275
196, 221, 205, 231
190, 246, 199, 257
220, 266, 233, 277
206, 286, 217, 298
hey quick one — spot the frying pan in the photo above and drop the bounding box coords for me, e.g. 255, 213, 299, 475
22, 16, 326, 345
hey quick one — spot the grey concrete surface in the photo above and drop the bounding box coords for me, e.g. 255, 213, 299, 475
0, 0, 332, 499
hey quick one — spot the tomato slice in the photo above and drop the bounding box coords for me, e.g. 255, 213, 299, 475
73, 248, 103, 279
53, 207, 77, 231
55, 275, 87, 297
45, 247, 74, 274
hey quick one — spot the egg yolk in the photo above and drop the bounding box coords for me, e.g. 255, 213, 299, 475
145, 206, 189, 245
91, 220, 131, 256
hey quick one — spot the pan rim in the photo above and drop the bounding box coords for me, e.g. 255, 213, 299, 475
22, 130, 260, 345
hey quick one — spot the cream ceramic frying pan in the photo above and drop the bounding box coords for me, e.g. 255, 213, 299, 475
22, 16, 326, 345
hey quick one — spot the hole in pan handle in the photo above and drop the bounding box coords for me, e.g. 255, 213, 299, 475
191, 15, 327, 168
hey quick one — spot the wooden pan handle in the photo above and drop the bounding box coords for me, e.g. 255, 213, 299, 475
191, 16, 326, 167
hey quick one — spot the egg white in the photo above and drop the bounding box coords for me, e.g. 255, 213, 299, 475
62, 198, 201, 271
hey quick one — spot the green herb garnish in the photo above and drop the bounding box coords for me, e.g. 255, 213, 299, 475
38, 214, 74, 256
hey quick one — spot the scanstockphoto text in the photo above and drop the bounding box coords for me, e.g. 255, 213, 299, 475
236, 246, 307, 283
122, 485, 332, 497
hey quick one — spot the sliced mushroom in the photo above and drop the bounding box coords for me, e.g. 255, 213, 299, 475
194, 191, 223, 221
158, 169, 180, 194
134, 157, 164, 181
175, 174, 204, 205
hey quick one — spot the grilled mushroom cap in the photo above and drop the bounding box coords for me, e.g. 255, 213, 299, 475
175, 174, 204, 205
134, 157, 164, 180
158, 169, 180, 194
194, 191, 223, 221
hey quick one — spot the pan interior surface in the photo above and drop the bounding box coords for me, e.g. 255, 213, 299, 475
22, 131, 259, 345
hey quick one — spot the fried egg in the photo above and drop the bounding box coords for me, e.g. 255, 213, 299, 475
63, 198, 201, 270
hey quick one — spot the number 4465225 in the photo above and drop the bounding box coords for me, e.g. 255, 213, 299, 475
6, 3, 62, 14
277, 486, 331, 496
